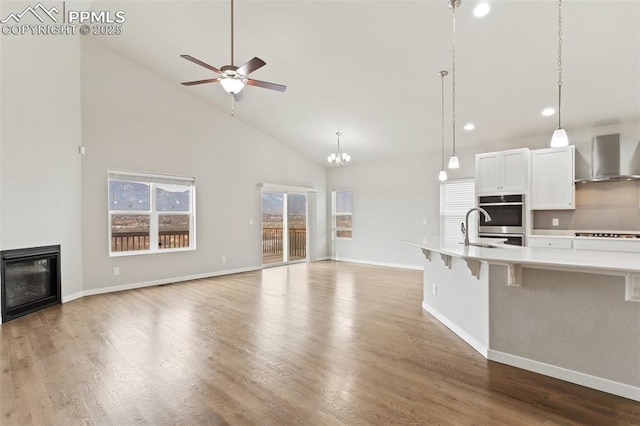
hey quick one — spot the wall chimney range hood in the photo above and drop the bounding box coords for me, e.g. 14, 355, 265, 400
576, 134, 640, 182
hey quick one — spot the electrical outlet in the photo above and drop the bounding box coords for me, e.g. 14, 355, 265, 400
422, 218, 427, 225
221, 256, 226, 263
552, 218, 559, 227
113, 267, 119, 276
432, 284, 437, 295
249, 219, 253, 226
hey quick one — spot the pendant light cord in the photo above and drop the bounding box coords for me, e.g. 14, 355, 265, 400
451, 3, 457, 156
441, 71, 446, 169
557, 0, 563, 129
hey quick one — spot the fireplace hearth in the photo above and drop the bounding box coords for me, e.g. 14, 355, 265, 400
1, 245, 61, 323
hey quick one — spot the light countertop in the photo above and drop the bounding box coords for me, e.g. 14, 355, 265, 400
404, 238, 640, 274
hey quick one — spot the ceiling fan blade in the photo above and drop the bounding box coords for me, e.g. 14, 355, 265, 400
246, 79, 287, 92
234, 91, 245, 102
180, 55, 222, 74
181, 78, 221, 86
236, 57, 266, 76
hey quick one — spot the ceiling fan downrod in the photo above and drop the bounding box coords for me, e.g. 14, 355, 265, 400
230, 0, 234, 66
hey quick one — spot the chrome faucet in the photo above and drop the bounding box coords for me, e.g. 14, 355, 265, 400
463, 207, 492, 246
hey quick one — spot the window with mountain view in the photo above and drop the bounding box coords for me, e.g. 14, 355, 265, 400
332, 190, 353, 240
108, 170, 196, 255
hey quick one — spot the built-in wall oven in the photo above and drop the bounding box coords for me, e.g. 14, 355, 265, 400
477, 194, 525, 246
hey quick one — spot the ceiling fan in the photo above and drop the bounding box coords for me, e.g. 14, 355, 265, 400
180, 0, 286, 102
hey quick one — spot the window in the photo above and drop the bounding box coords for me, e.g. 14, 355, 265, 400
440, 178, 475, 242
332, 190, 352, 239
108, 170, 196, 256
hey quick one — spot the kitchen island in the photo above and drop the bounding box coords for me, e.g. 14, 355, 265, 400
405, 238, 640, 402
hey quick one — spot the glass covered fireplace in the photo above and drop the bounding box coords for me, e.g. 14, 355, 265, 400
1, 245, 61, 323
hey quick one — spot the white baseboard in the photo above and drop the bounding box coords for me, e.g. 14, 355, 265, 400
332, 256, 422, 271
61, 258, 407, 305
62, 291, 84, 303
63, 260, 332, 304
423, 302, 640, 401
488, 350, 640, 402
423, 301, 639, 402
421, 302, 488, 357
77, 265, 263, 298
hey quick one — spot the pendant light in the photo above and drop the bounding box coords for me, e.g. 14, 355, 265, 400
327, 132, 351, 166
550, 0, 569, 147
438, 71, 449, 182
448, 0, 460, 169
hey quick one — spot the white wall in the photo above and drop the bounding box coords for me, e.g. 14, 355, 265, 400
328, 155, 437, 269
0, 26, 84, 302
81, 38, 328, 292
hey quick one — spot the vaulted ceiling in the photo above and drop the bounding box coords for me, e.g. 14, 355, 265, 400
91, 0, 640, 166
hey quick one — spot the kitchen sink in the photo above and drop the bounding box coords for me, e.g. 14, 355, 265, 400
458, 242, 500, 248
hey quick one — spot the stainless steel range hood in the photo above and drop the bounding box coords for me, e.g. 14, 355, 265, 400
575, 134, 640, 182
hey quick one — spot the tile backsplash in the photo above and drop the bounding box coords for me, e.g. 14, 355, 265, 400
533, 180, 640, 231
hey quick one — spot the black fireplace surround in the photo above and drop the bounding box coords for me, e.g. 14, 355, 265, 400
1, 245, 61, 323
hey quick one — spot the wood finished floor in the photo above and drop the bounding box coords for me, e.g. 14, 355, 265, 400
1, 261, 639, 425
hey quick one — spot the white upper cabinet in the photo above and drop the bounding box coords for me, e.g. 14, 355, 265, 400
530, 145, 575, 210
475, 148, 529, 195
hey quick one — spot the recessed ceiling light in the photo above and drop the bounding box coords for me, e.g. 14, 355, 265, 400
464, 123, 475, 131
473, 3, 491, 18
541, 108, 556, 116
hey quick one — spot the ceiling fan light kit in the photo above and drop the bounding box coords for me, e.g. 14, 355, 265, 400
180, 0, 286, 104
219, 74, 246, 95
550, 0, 569, 147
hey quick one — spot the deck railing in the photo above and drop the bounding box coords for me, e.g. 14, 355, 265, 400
262, 228, 306, 259
112, 229, 305, 258
111, 230, 190, 252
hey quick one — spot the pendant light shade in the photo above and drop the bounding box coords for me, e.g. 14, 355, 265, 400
550, 128, 569, 148
550, 0, 569, 147
448, 154, 460, 169
448, 0, 461, 169
438, 70, 448, 182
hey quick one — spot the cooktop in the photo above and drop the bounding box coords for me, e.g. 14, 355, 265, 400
574, 232, 640, 238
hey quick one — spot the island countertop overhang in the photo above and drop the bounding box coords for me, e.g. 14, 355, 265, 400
404, 238, 640, 275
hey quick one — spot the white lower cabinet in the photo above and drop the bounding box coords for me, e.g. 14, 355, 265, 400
528, 236, 640, 252
572, 238, 640, 253
527, 237, 573, 249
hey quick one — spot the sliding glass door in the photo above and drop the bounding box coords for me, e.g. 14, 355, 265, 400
262, 192, 285, 264
287, 193, 307, 261
261, 191, 307, 265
